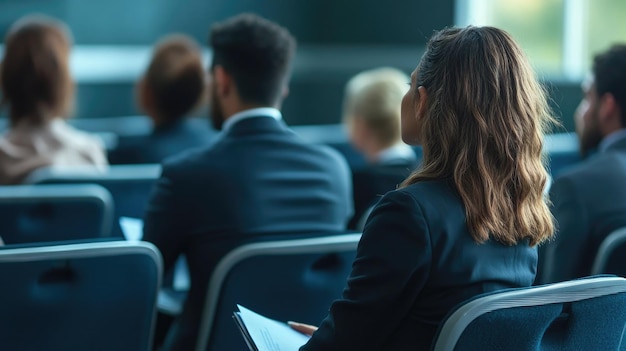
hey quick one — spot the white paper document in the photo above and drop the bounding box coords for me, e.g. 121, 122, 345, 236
120, 216, 143, 241
234, 304, 310, 351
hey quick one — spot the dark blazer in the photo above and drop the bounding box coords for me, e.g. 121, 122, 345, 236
109, 118, 215, 164
301, 179, 537, 351
348, 158, 417, 229
143, 115, 353, 350
539, 136, 626, 284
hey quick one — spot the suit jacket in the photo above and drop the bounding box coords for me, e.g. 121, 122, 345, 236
109, 118, 215, 164
143, 115, 353, 350
301, 179, 537, 351
0, 119, 107, 185
348, 158, 417, 230
539, 137, 626, 284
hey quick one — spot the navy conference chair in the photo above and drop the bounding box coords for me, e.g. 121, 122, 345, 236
195, 233, 361, 351
355, 204, 375, 232
27, 164, 161, 236
0, 184, 113, 245
0, 241, 162, 351
431, 275, 626, 351
592, 227, 626, 277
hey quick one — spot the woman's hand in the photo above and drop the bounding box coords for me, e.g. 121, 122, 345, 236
288, 321, 318, 336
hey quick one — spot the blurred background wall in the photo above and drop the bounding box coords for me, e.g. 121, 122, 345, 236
0, 0, 624, 131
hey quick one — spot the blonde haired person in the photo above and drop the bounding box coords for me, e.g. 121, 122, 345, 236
110, 34, 213, 164
343, 67, 418, 229
292, 26, 555, 350
0, 15, 107, 184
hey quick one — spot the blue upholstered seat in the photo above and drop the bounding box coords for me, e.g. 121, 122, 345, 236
27, 164, 161, 236
592, 228, 626, 277
0, 184, 113, 245
0, 241, 162, 351
431, 275, 626, 351
195, 233, 361, 351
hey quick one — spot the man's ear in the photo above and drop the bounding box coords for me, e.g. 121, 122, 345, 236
348, 115, 370, 152
598, 93, 620, 126
416, 86, 429, 120
213, 65, 231, 97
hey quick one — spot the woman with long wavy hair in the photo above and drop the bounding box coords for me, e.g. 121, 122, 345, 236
293, 26, 555, 350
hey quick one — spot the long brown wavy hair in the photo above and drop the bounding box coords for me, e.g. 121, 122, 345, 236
402, 26, 555, 246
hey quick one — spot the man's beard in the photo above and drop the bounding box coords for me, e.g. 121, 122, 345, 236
210, 87, 225, 130
579, 112, 603, 157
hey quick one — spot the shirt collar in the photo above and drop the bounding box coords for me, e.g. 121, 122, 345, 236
375, 143, 416, 165
221, 107, 282, 133
599, 129, 626, 153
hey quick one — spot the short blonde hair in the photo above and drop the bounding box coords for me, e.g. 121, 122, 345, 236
343, 67, 409, 147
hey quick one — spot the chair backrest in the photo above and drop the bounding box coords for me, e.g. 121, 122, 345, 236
195, 233, 361, 351
28, 165, 161, 235
356, 204, 375, 232
0, 184, 114, 245
0, 241, 162, 351
592, 227, 626, 276
432, 275, 626, 351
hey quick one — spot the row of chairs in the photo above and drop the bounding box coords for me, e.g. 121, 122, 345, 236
3, 178, 624, 281
0, 128, 584, 243
1, 237, 626, 351
0, 131, 595, 349
0, 123, 583, 242
0, 164, 160, 243
0, 234, 359, 351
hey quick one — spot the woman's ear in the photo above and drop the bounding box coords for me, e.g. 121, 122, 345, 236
213, 65, 231, 97
416, 86, 428, 120
348, 115, 370, 153
137, 78, 161, 125
136, 78, 151, 114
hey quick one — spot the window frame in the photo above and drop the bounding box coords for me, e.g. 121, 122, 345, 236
455, 0, 586, 82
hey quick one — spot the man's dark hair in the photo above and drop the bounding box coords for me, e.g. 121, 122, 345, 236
593, 44, 626, 126
209, 13, 296, 106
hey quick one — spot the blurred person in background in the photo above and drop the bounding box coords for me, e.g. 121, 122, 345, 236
343, 67, 418, 229
109, 34, 214, 164
291, 26, 555, 350
539, 44, 626, 284
0, 15, 107, 184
